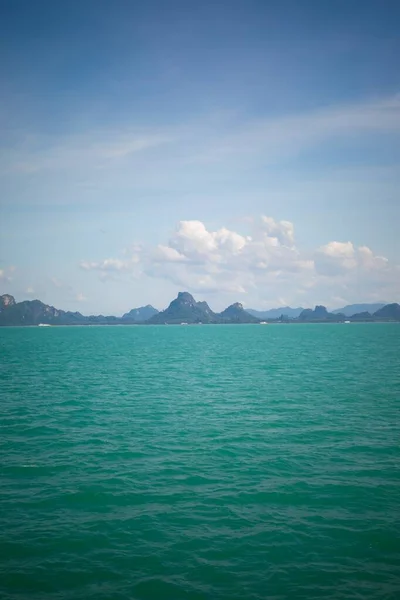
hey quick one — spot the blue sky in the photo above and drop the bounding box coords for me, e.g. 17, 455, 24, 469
1, 0, 399, 314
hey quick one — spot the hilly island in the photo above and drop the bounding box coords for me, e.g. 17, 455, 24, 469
1, 292, 399, 326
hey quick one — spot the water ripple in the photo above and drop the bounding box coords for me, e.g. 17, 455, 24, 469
1, 324, 399, 599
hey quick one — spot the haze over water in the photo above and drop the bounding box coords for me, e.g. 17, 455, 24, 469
1, 324, 400, 599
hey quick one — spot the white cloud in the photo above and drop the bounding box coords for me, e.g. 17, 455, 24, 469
79, 214, 399, 308
162, 217, 301, 280
170, 220, 220, 260
80, 255, 140, 273
319, 241, 355, 258
80, 258, 127, 272
76, 293, 87, 302
214, 227, 248, 254
152, 245, 188, 263
315, 241, 358, 274
315, 241, 389, 276
79, 216, 312, 297
259, 216, 295, 247
357, 246, 389, 270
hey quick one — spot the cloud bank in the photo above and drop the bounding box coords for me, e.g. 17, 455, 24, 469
80, 215, 398, 308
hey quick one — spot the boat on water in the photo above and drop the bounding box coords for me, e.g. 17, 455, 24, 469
259, 321, 268, 325
38, 323, 51, 327
344, 320, 351, 324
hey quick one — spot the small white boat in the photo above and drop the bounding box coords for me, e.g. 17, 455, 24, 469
259, 321, 268, 325
344, 320, 351, 324
38, 323, 51, 327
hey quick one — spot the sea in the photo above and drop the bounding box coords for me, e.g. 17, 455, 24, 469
1, 323, 399, 600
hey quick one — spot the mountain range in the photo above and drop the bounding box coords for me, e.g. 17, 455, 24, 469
247, 306, 305, 319
247, 303, 386, 319
122, 305, 159, 322
331, 303, 386, 316
145, 292, 259, 324
0, 292, 258, 326
0, 293, 399, 326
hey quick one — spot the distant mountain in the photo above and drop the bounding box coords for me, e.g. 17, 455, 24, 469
147, 293, 259, 324
196, 301, 216, 319
298, 305, 342, 322
248, 302, 390, 320
332, 303, 386, 316
0, 296, 86, 326
122, 305, 158, 322
0, 292, 257, 325
349, 311, 373, 321
247, 306, 304, 319
0, 294, 16, 310
219, 302, 259, 323
148, 292, 218, 324
1, 293, 398, 325
373, 303, 400, 320
297, 303, 400, 322
0, 294, 120, 326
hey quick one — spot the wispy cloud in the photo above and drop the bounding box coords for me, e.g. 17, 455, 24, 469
0, 266, 16, 284
50, 277, 66, 289
79, 255, 140, 279
1, 130, 173, 176
189, 94, 400, 164
1, 94, 399, 194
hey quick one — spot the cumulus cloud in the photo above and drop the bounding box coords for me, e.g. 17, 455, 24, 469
315, 241, 357, 275
152, 245, 188, 263
165, 217, 294, 272
259, 216, 295, 246
169, 220, 221, 261
79, 214, 398, 307
357, 246, 389, 270
80, 215, 314, 296
315, 241, 389, 276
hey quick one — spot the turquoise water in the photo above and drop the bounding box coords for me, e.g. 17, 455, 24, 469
1, 324, 399, 599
